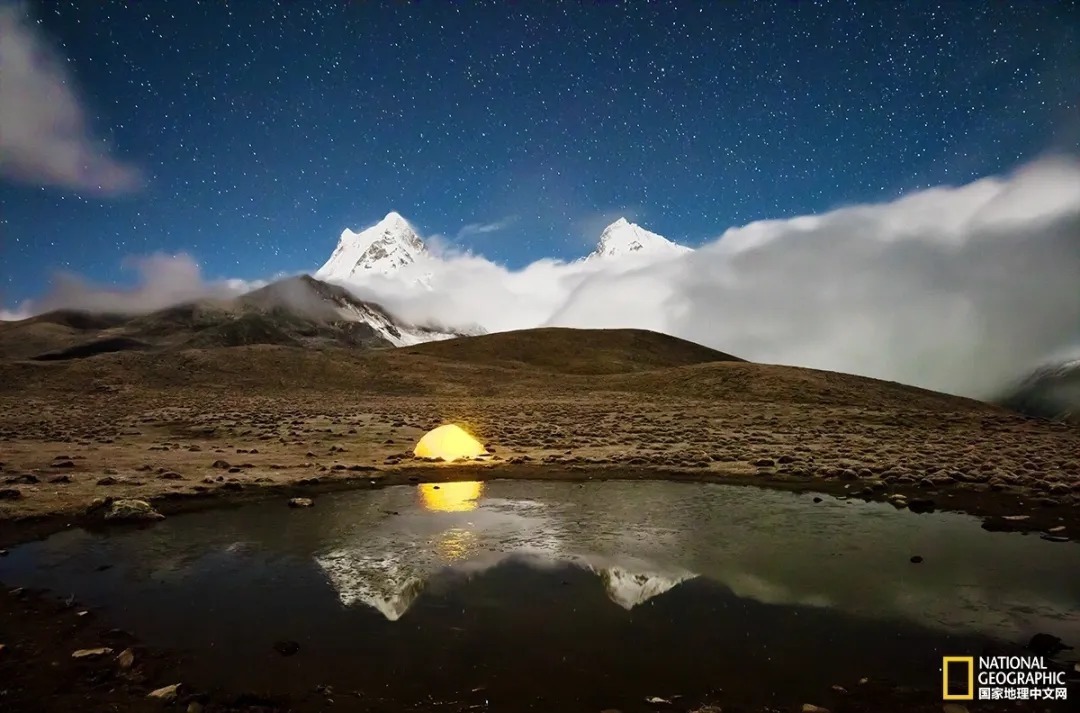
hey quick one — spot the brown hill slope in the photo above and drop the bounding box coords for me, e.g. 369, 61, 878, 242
397, 327, 743, 375
0, 326, 1008, 415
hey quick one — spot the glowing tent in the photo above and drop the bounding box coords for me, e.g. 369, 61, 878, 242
413, 424, 487, 461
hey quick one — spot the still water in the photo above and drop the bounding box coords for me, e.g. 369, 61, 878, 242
2, 480, 1078, 711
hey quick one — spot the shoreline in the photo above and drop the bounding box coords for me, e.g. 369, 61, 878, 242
3, 462, 1078, 550
2, 467, 1077, 713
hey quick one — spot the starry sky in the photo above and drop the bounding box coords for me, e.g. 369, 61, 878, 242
2, 0, 1078, 306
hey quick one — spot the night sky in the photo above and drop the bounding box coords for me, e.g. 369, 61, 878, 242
2, 0, 1078, 306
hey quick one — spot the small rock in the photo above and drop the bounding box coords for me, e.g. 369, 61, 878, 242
212, 460, 230, 469
644, 697, 672, 705
0, 643, 6, 655
48, 474, 73, 484
910, 555, 924, 564
288, 497, 314, 508
159, 471, 184, 480
96, 476, 119, 486
1047, 525, 1066, 533
116, 647, 135, 669
802, 705, 830, 713
1002, 514, 1031, 521
943, 704, 970, 713
103, 499, 165, 522
72, 647, 113, 659
0, 549, 7, 557
187, 703, 204, 713
753, 458, 775, 467
1040, 533, 1069, 543
0, 488, 23, 500
148, 683, 181, 701
812, 496, 822, 503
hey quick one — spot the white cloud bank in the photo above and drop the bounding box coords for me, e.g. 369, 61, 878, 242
4, 156, 1079, 401
2, 254, 265, 319
350, 156, 1080, 399
0, 3, 140, 193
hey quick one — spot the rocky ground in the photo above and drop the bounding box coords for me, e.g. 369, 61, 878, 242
2, 332, 1079, 711
2, 390, 1079, 546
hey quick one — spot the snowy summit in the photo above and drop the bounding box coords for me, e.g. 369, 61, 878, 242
585, 218, 692, 260
315, 211, 426, 282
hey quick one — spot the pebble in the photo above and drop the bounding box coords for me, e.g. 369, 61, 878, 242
117, 647, 135, 670
802, 705, 830, 713
288, 497, 314, 508
187, 703, 203, 713
148, 683, 181, 702
910, 555, 924, 564
72, 647, 113, 659
942, 704, 969, 713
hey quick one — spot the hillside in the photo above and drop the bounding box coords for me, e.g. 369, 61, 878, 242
0, 275, 464, 361
0, 326, 1018, 417
398, 327, 743, 375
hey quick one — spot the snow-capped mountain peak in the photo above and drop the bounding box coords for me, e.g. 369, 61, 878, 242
316, 211, 426, 282
586, 218, 692, 260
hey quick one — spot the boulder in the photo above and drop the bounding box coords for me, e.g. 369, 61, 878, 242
104, 499, 164, 522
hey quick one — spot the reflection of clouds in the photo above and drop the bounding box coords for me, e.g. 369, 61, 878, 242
8, 481, 1080, 644
723, 572, 832, 608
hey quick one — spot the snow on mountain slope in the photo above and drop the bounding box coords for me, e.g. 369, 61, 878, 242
316, 211, 426, 282
240, 274, 468, 347
585, 218, 693, 260
315, 550, 426, 621
998, 354, 1080, 423
588, 562, 697, 609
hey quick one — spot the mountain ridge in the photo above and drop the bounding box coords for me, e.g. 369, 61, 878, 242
0, 274, 468, 361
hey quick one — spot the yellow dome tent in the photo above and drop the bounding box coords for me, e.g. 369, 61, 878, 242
413, 424, 487, 461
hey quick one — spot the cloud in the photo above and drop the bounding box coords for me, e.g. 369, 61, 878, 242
4, 156, 1079, 402
1, 253, 266, 318
0, 3, 140, 193
455, 216, 517, 240
349, 156, 1080, 400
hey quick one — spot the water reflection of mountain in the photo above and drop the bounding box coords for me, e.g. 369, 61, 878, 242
315, 549, 698, 621
19, 480, 1080, 643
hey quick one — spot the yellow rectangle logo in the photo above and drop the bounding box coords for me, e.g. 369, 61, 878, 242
943, 656, 975, 700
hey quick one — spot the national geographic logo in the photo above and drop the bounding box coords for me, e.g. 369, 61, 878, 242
943, 655, 1069, 702
943, 657, 975, 700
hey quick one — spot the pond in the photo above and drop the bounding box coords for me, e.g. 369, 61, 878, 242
2, 480, 1078, 711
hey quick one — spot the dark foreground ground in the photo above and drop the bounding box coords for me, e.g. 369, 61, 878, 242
2, 334, 1079, 711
